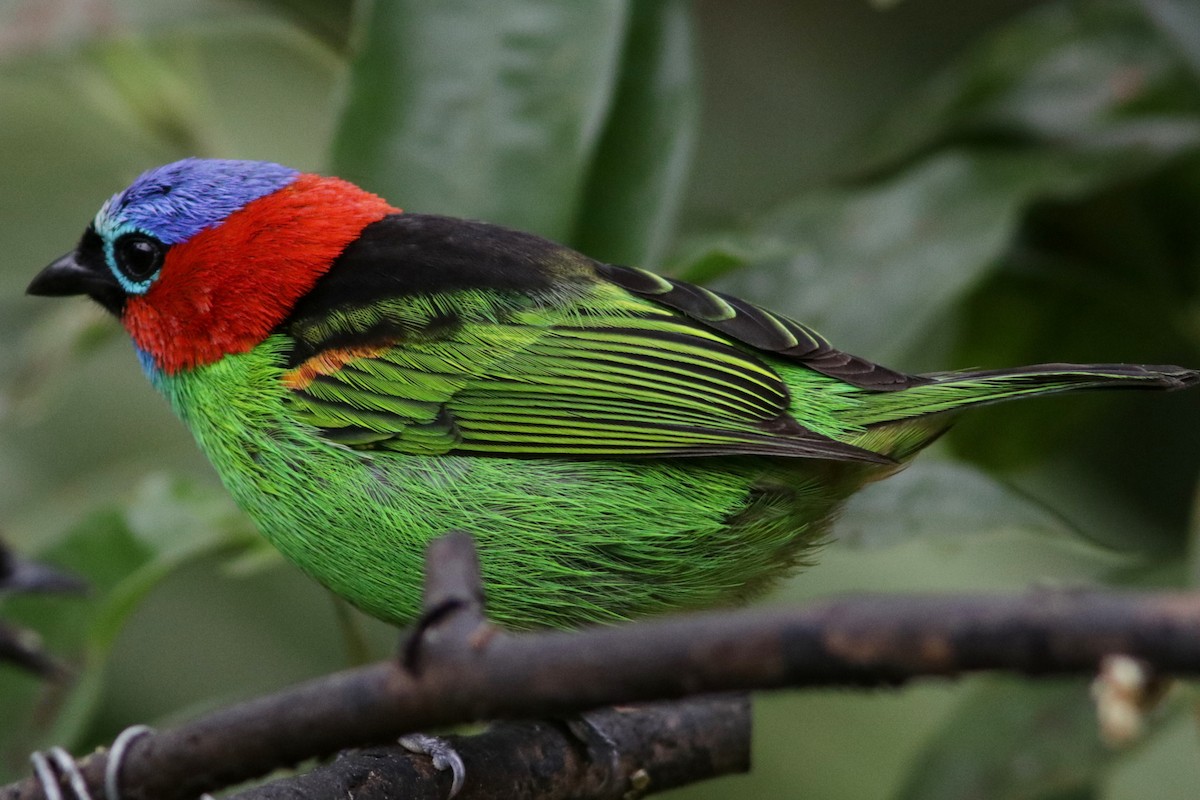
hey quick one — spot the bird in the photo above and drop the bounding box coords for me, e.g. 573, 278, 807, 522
27, 157, 1200, 631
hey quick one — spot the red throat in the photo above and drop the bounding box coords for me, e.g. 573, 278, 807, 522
123, 174, 398, 374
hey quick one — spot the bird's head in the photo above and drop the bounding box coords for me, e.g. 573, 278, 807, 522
28, 158, 397, 375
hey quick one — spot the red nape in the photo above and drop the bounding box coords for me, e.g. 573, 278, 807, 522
123, 174, 399, 374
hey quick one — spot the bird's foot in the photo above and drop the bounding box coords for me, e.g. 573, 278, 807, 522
565, 710, 622, 786
399, 733, 466, 798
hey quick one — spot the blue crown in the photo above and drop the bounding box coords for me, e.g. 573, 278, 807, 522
98, 158, 299, 245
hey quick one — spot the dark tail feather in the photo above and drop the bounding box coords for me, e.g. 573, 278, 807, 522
847, 363, 1199, 427
928, 363, 1200, 391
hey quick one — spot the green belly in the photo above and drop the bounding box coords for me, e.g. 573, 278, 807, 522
159, 345, 876, 629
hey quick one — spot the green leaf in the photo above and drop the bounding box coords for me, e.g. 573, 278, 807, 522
942, 159, 1200, 554
1104, 704, 1200, 800
331, 0, 631, 240
671, 0, 1200, 377
253, 0, 357, 52
682, 149, 1129, 362
1135, 0, 1200, 83
123, 474, 254, 564
0, 477, 254, 776
570, 0, 699, 266
898, 679, 1115, 800
859, 0, 1200, 175
666, 235, 755, 284
836, 459, 1079, 549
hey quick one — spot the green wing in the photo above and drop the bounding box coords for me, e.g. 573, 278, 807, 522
279, 285, 888, 463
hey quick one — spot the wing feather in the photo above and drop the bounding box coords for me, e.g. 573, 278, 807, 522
597, 263, 929, 390
274, 214, 893, 463
280, 296, 888, 463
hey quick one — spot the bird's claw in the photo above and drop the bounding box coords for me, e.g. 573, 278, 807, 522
399, 733, 466, 798
566, 712, 622, 784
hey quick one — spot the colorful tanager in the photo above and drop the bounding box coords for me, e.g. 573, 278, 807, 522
27, 159, 1199, 629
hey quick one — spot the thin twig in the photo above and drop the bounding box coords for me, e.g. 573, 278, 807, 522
230, 695, 750, 800
7, 532, 1200, 800
0, 539, 86, 678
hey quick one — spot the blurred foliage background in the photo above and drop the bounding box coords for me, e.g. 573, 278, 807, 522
3, 0, 1200, 797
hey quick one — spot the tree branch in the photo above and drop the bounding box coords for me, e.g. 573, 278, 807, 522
7, 531, 1200, 800
230, 695, 750, 800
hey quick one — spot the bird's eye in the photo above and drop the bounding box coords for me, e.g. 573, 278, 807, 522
113, 234, 165, 283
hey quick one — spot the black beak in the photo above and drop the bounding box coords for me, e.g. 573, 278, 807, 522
28, 245, 125, 315
27, 251, 95, 297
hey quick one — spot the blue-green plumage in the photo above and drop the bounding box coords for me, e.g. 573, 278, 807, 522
27, 159, 1200, 630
